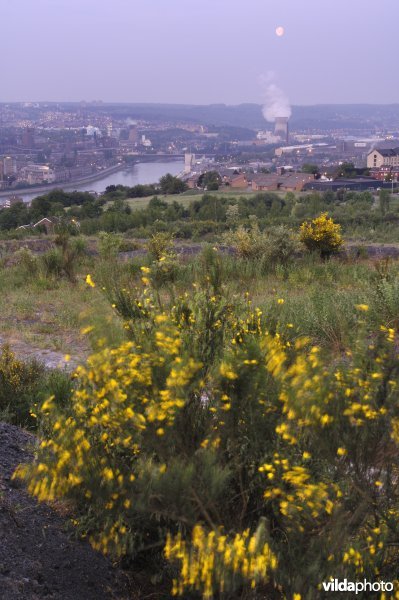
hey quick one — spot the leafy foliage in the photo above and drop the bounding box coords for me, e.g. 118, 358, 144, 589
159, 173, 188, 195
0, 345, 44, 426
300, 212, 343, 258
224, 222, 299, 266
17, 261, 399, 599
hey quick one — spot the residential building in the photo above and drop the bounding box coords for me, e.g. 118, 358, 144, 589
251, 174, 279, 191
3, 156, 17, 176
22, 127, 35, 148
5, 195, 23, 208
186, 174, 199, 189
33, 217, 59, 234
251, 173, 314, 192
128, 125, 138, 143
367, 148, 399, 169
20, 164, 55, 185
369, 166, 399, 181
230, 173, 248, 189
279, 173, 315, 192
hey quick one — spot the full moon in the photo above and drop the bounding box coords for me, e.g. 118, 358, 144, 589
275, 26, 285, 37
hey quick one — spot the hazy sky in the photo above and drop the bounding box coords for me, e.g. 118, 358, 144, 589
2, 0, 398, 105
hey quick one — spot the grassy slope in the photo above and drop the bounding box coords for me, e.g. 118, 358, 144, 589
0, 264, 124, 361
125, 188, 295, 210
1, 238, 398, 363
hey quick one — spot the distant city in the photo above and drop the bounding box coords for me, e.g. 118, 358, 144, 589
1, 101, 399, 207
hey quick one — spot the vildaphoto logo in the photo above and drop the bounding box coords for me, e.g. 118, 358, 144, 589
322, 579, 394, 594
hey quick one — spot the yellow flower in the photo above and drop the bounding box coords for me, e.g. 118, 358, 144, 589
85, 274, 95, 287
80, 325, 94, 335
337, 447, 347, 456
102, 468, 114, 481
355, 304, 369, 312
64, 354, 71, 362
219, 362, 238, 380
277, 298, 285, 305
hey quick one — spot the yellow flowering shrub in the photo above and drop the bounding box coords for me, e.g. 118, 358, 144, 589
300, 212, 343, 257
16, 319, 202, 557
17, 269, 399, 599
165, 521, 277, 598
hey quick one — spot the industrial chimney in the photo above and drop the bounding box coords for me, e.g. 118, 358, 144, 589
274, 117, 289, 143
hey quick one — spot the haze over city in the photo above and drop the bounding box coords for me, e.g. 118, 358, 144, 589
2, 0, 398, 105
2, 1, 399, 599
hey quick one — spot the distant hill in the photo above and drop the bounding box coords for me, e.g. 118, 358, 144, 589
94, 103, 399, 132
6, 101, 399, 132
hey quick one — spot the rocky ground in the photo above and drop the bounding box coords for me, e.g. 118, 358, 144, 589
0, 334, 80, 371
0, 421, 133, 600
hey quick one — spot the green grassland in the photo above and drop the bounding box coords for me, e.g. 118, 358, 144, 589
124, 187, 297, 210
1, 239, 397, 362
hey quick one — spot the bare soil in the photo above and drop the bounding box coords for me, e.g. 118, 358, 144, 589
0, 421, 132, 600
0, 333, 85, 371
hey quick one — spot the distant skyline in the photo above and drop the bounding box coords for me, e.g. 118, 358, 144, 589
2, 0, 398, 105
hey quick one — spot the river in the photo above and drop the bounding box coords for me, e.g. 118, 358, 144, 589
12, 160, 185, 203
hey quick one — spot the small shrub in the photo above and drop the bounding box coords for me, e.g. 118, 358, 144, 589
147, 231, 175, 261
223, 223, 268, 259
224, 223, 298, 269
0, 345, 45, 427
13, 247, 39, 275
262, 225, 299, 267
98, 231, 122, 259
41, 248, 64, 279
299, 212, 343, 258
148, 255, 177, 289
119, 239, 141, 252
41, 235, 86, 281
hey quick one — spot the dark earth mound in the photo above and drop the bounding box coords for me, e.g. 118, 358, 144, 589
0, 421, 132, 600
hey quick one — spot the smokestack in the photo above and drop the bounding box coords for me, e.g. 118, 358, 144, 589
274, 117, 289, 144
260, 74, 291, 144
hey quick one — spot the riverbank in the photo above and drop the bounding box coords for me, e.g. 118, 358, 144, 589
0, 163, 124, 200
0, 159, 185, 203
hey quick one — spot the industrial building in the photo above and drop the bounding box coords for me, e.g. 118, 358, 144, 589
274, 117, 289, 143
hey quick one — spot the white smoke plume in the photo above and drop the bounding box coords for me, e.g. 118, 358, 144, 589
260, 73, 291, 123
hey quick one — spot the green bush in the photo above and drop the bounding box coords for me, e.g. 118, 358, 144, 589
223, 222, 268, 259
98, 231, 122, 259
41, 234, 86, 281
13, 247, 39, 275
261, 225, 300, 267
147, 231, 175, 261
223, 223, 298, 268
41, 248, 64, 279
0, 345, 45, 426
